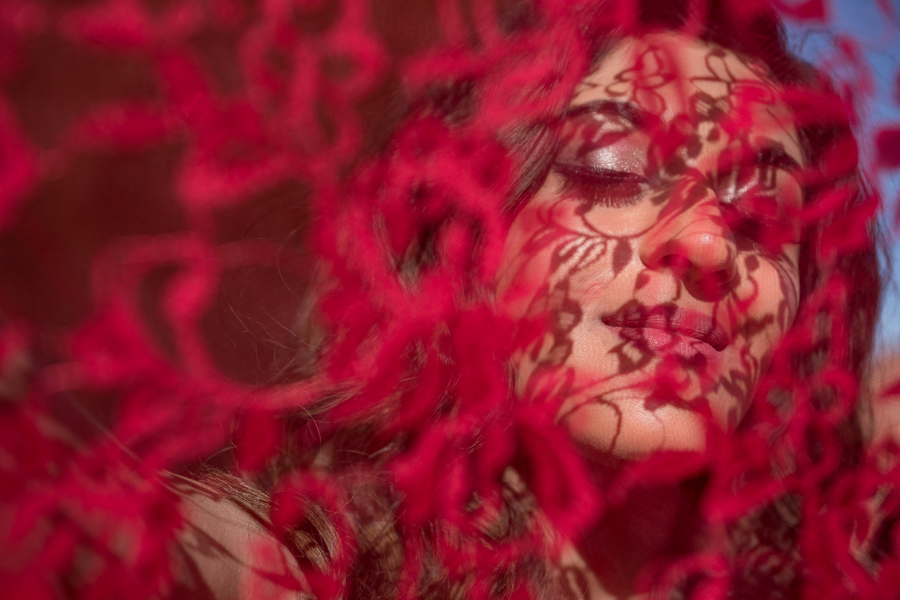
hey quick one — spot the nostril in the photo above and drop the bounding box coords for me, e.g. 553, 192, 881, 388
659, 253, 692, 277
655, 248, 736, 300
639, 216, 738, 287
694, 269, 733, 299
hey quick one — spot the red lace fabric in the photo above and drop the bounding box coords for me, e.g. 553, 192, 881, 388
1, 1, 899, 598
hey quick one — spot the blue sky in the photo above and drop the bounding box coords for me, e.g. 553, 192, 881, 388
786, 0, 900, 351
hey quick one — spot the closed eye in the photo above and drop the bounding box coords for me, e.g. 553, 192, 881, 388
720, 193, 800, 253
715, 146, 801, 206
554, 163, 648, 209
713, 147, 802, 252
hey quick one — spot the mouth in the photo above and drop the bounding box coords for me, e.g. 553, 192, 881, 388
601, 305, 729, 357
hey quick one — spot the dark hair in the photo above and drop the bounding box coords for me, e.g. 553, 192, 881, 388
219, 1, 884, 598
496, 2, 884, 594
498, 0, 882, 456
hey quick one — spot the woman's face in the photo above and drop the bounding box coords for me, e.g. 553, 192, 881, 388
498, 33, 804, 459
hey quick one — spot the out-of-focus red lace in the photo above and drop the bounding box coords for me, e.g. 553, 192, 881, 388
1, 1, 899, 599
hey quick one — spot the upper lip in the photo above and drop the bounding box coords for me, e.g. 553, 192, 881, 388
601, 304, 729, 351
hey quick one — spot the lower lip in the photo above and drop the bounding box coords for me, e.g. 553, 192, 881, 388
615, 327, 720, 361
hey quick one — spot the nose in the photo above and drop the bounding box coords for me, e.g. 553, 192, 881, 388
638, 181, 737, 293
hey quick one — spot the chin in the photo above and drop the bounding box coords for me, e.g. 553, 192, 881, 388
559, 393, 716, 461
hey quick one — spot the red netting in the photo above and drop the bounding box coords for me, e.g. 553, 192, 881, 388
1, 0, 899, 599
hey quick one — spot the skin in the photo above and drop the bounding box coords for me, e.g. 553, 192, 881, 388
171, 32, 810, 600
494, 31, 809, 600
498, 33, 804, 460
173, 481, 308, 600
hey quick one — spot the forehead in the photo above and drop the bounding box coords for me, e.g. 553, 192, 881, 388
572, 33, 803, 164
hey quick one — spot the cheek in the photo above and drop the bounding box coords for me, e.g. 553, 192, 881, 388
732, 251, 800, 368
495, 215, 551, 319
497, 229, 625, 334
496, 205, 625, 397
497, 200, 596, 314
700, 251, 800, 430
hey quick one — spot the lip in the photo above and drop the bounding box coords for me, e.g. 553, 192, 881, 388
601, 305, 729, 353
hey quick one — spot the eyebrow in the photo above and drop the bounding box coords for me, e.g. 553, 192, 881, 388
565, 99, 650, 128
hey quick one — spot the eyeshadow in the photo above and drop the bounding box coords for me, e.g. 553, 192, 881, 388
581, 145, 647, 175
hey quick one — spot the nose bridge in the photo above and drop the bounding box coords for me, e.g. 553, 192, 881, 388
639, 177, 737, 282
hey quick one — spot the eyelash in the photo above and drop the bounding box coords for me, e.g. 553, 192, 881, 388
554, 163, 647, 208
552, 156, 797, 250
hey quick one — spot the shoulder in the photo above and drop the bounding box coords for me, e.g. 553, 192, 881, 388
170, 477, 310, 600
